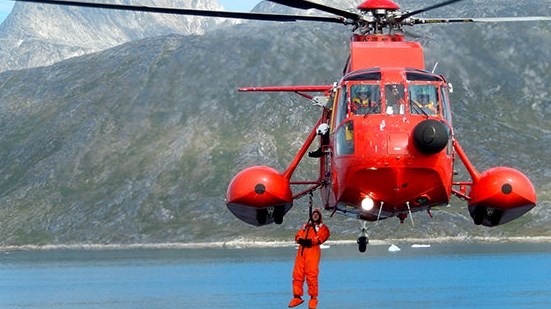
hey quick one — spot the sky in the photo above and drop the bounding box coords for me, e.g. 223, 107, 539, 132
219, 0, 260, 12
0, 0, 14, 23
0, 0, 261, 24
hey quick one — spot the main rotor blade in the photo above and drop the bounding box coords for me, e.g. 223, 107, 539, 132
415, 16, 551, 24
267, 0, 362, 21
400, 0, 465, 20
15, 0, 345, 23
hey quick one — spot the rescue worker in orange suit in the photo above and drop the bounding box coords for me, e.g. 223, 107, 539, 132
288, 209, 331, 309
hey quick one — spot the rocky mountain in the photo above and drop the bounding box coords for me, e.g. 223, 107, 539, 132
0, 0, 234, 72
0, 0, 549, 245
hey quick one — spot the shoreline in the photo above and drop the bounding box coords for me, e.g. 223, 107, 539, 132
1, 236, 551, 252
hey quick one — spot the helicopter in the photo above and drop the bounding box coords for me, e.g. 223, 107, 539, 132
17, 0, 548, 252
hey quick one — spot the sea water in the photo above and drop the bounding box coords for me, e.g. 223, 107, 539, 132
1, 242, 550, 309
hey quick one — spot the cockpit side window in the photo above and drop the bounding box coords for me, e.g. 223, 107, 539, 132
440, 86, 452, 124
350, 84, 381, 115
333, 86, 348, 127
409, 84, 439, 116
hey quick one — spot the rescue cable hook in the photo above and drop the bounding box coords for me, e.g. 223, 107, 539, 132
308, 191, 314, 223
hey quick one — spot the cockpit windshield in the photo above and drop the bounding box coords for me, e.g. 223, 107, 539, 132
350, 84, 381, 115
409, 84, 439, 115
335, 80, 445, 120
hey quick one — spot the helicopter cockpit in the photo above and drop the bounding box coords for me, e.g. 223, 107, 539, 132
332, 69, 453, 157
333, 70, 452, 120
337, 82, 440, 117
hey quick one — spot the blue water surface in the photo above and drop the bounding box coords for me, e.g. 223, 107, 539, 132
0, 242, 550, 309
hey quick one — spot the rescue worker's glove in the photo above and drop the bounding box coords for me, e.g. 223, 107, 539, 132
297, 238, 313, 248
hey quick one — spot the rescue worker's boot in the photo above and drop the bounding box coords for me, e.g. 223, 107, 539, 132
308, 297, 318, 309
288, 296, 304, 308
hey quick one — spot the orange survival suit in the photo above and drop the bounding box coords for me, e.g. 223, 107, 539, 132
291, 209, 330, 304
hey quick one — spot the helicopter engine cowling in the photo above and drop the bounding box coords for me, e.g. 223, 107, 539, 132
412, 119, 449, 154
468, 167, 536, 227
226, 166, 293, 226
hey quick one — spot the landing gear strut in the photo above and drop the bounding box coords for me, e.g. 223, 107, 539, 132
357, 221, 369, 253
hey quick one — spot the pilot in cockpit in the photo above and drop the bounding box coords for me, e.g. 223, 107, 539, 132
352, 85, 371, 114
351, 85, 379, 114
410, 86, 438, 115
418, 93, 437, 114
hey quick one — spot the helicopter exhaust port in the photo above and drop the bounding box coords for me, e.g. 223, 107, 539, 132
412, 119, 449, 154
226, 166, 293, 226
467, 167, 536, 227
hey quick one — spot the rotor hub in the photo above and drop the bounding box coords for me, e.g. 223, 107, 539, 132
354, 0, 407, 34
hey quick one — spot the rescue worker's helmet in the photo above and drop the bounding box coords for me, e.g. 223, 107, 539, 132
317, 123, 330, 135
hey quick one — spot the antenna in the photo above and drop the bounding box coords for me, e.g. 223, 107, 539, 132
431, 62, 439, 73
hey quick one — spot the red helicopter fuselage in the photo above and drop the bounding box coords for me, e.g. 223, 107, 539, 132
319, 34, 454, 221
227, 32, 535, 228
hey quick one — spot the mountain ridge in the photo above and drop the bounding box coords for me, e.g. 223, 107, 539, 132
0, 0, 235, 72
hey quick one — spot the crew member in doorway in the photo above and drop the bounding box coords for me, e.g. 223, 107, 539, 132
288, 209, 331, 309
308, 123, 330, 158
